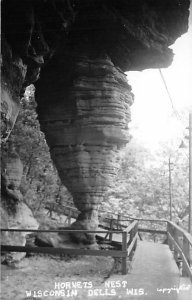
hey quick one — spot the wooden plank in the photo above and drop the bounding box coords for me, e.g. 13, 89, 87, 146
127, 241, 182, 298
168, 233, 191, 279
183, 235, 191, 264
104, 217, 129, 225
1, 245, 127, 258
167, 221, 192, 246
99, 207, 167, 223
137, 218, 167, 223
99, 223, 126, 230
1, 229, 124, 234
139, 228, 167, 234
124, 220, 138, 233
116, 219, 132, 222
127, 232, 138, 256
109, 219, 113, 242
117, 214, 121, 230
122, 232, 128, 275
168, 233, 192, 281
98, 225, 112, 230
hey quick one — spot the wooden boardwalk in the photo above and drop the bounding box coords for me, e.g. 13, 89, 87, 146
85, 241, 192, 300
1, 210, 192, 300
122, 241, 192, 300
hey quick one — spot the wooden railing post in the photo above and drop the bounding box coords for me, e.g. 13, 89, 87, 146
109, 219, 114, 242
68, 209, 72, 225
122, 231, 127, 275
173, 229, 179, 262
129, 226, 134, 243
167, 222, 173, 251
117, 214, 121, 230
182, 235, 190, 276
167, 221, 192, 281
134, 222, 138, 251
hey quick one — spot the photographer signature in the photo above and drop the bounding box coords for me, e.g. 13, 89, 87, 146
157, 284, 191, 294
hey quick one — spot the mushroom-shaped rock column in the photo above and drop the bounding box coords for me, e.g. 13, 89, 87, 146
36, 54, 133, 243
35, 0, 190, 244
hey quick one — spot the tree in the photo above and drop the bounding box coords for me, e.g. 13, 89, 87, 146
101, 139, 189, 227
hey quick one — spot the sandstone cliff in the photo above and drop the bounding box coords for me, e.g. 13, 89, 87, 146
1, 0, 190, 244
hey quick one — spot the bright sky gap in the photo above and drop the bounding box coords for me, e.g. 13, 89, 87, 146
127, 6, 192, 151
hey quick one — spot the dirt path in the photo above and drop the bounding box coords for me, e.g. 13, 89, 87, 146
1, 255, 115, 300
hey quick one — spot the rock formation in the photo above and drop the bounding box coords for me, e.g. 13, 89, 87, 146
36, 54, 133, 243
1, 0, 190, 244
1, 143, 24, 209
1, 144, 39, 262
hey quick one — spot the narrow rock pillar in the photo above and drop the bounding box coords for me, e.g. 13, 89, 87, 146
37, 55, 134, 243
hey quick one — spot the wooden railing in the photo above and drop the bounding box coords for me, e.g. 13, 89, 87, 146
101, 213, 192, 282
44, 203, 134, 227
50, 204, 167, 235
167, 221, 192, 281
1, 220, 138, 275
2, 203, 192, 280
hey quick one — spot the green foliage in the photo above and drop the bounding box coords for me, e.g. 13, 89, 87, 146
102, 139, 189, 227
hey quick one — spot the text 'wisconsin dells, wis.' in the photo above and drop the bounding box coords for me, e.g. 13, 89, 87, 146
25, 280, 192, 298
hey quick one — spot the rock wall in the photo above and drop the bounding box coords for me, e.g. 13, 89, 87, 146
1, 145, 39, 261
1, 40, 27, 143
1, 202, 39, 263
1, 144, 24, 208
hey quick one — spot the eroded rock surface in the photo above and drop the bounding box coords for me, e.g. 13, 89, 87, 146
1, 146, 39, 262
1, 144, 24, 209
36, 55, 133, 242
1, 202, 39, 263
